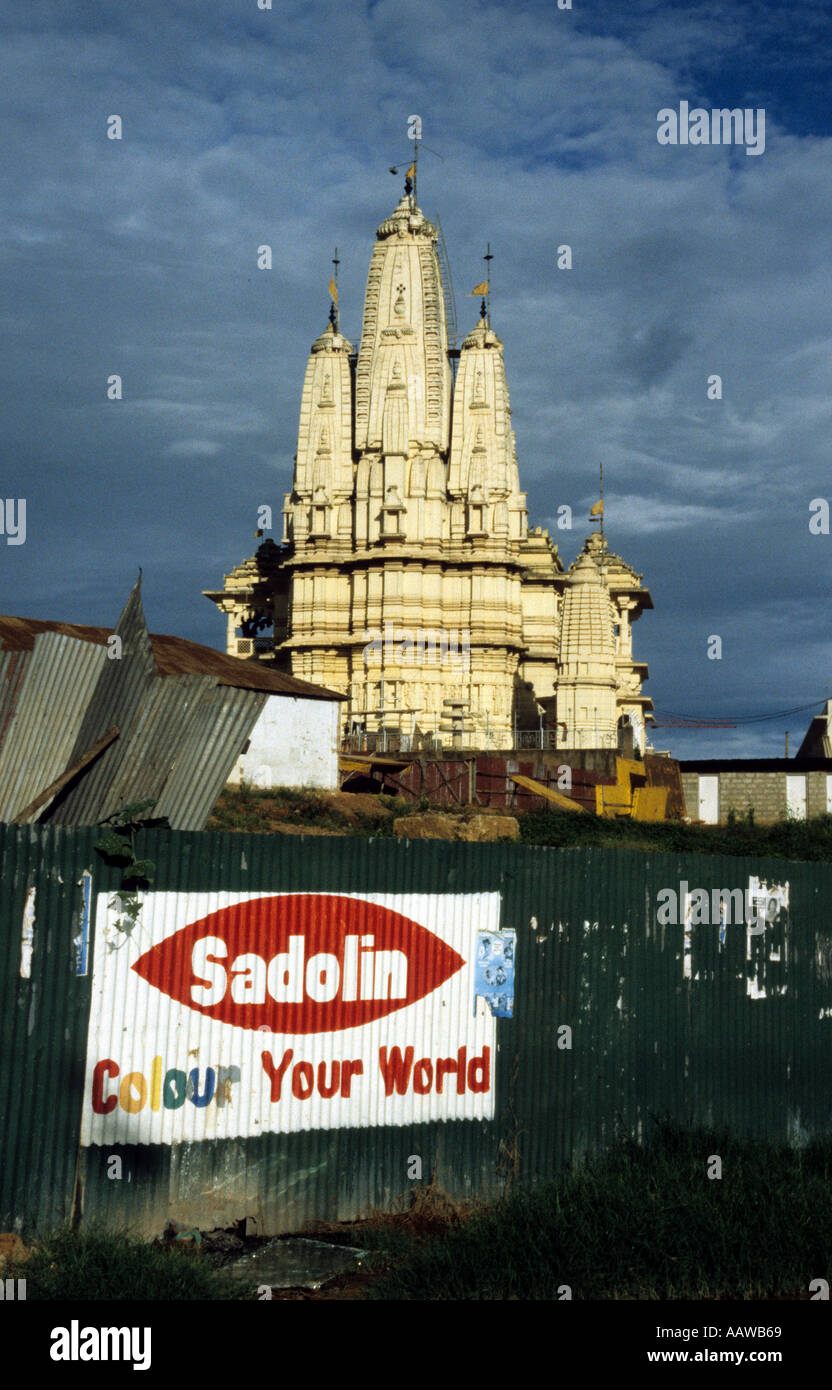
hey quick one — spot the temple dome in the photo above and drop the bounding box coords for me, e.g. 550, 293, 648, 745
310, 320, 353, 355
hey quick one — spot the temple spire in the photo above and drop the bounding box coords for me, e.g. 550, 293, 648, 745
354, 179, 451, 454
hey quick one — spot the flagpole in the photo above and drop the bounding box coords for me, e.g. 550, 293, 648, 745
332, 247, 340, 331
596, 462, 608, 593
470, 253, 493, 322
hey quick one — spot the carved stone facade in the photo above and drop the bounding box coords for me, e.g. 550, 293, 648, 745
205, 187, 654, 751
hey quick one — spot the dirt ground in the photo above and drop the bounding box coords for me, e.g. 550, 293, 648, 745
179, 1188, 470, 1300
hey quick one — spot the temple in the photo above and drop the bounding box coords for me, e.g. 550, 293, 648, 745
205, 177, 654, 753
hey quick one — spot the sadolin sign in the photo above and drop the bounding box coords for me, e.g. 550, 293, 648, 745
81, 891, 500, 1144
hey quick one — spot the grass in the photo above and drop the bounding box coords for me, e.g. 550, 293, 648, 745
519, 808, 832, 862
363, 1123, 832, 1299
207, 784, 832, 863
207, 784, 339, 833
8, 1128, 832, 1300
4, 1227, 257, 1300
206, 785, 405, 836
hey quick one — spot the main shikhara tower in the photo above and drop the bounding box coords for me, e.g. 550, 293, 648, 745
206, 177, 653, 752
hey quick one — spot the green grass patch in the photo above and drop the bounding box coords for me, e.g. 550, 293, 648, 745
518, 809, 832, 862
7, 1227, 257, 1300
368, 1123, 832, 1299
207, 787, 832, 862
206, 784, 344, 833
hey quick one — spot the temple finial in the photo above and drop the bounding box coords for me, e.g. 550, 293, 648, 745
470, 244, 493, 326
483, 243, 493, 326
589, 463, 605, 537
390, 135, 419, 206
328, 246, 340, 330
404, 149, 416, 202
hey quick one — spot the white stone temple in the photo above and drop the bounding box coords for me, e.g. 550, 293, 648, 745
206, 174, 654, 752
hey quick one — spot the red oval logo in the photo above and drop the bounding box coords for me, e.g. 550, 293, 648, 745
131, 894, 465, 1034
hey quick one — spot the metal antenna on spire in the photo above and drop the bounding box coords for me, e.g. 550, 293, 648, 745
389, 138, 441, 207
592, 462, 609, 595
588, 464, 606, 575
329, 246, 340, 330
410, 134, 418, 206
483, 243, 493, 326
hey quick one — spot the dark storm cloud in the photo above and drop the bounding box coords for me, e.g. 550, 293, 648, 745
0, 0, 830, 755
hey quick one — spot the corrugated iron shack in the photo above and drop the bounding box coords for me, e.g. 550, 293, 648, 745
0, 578, 344, 829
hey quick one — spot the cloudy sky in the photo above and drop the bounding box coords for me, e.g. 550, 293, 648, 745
2, 0, 830, 756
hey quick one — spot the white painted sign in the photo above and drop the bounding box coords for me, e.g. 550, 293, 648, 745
80, 891, 499, 1145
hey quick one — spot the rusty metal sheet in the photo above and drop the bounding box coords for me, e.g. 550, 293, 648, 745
150, 632, 345, 701
644, 752, 686, 819
375, 754, 613, 812
0, 615, 109, 652
0, 613, 345, 701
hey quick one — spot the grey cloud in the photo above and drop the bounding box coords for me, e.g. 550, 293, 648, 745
0, 0, 829, 757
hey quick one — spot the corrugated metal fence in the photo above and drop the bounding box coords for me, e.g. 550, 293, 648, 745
2, 823, 831, 1237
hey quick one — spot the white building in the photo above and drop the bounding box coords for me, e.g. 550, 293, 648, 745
229, 691, 343, 791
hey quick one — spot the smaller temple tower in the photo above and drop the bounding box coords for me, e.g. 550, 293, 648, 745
544, 530, 653, 753
555, 549, 618, 749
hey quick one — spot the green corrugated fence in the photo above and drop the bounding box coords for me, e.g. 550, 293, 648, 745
1, 823, 831, 1237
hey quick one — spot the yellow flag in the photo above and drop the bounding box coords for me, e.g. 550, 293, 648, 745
406, 162, 416, 179
328, 276, 338, 303
590, 499, 604, 516
470, 281, 489, 295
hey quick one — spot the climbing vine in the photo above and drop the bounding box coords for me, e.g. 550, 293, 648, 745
93, 799, 166, 945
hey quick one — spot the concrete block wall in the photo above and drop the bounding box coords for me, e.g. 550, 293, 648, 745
719, 772, 783, 822
808, 772, 832, 818
682, 770, 832, 824
680, 773, 697, 820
